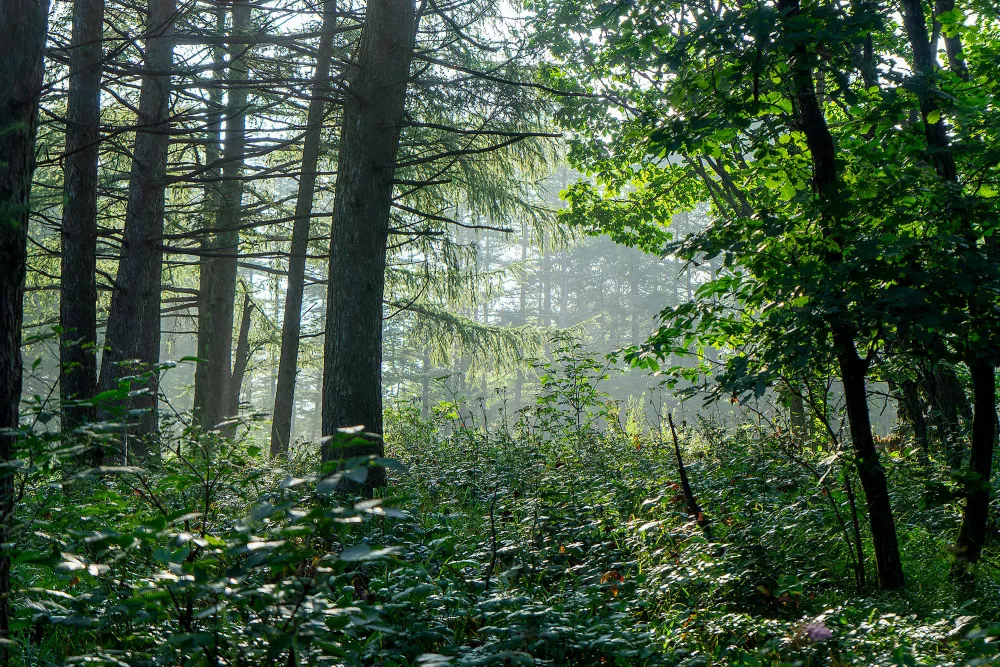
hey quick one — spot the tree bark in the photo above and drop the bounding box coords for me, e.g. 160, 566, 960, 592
194, 0, 251, 430
60, 0, 104, 429
899, 378, 930, 453
0, 0, 49, 659
514, 222, 527, 406
321, 0, 416, 493
272, 0, 340, 456
780, 0, 905, 589
954, 359, 996, 568
226, 294, 254, 418
97, 0, 175, 453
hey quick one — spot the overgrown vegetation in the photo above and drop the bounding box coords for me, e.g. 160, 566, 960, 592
6, 353, 1000, 666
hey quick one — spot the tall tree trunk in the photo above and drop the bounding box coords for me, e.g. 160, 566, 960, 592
789, 388, 807, 440
270, 0, 338, 456
898, 377, 930, 453
0, 1, 49, 660
420, 348, 430, 419
60, 0, 104, 428
901, 0, 998, 571
97, 0, 175, 453
194, 0, 251, 429
226, 294, 254, 418
954, 359, 996, 567
541, 234, 551, 328
781, 0, 905, 589
321, 0, 416, 493
923, 364, 968, 466
514, 222, 527, 406
629, 251, 641, 344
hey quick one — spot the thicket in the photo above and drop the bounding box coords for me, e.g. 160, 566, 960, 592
3, 351, 999, 666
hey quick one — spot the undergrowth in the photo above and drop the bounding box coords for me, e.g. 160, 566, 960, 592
8, 354, 1000, 666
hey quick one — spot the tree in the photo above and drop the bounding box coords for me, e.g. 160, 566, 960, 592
194, 0, 252, 429
271, 0, 338, 456
321, 0, 417, 488
59, 0, 105, 428
97, 0, 176, 449
0, 0, 50, 655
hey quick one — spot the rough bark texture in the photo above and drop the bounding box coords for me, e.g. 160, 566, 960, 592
194, 0, 251, 429
923, 365, 968, 466
271, 0, 338, 456
901, 0, 997, 570
780, 0, 905, 589
0, 0, 49, 658
954, 360, 997, 567
321, 0, 416, 492
899, 378, 930, 453
60, 0, 104, 428
97, 0, 175, 451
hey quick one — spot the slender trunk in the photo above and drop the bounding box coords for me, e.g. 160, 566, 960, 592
934, 0, 968, 78
954, 360, 997, 568
271, 0, 338, 456
194, 0, 251, 429
98, 0, 175, 452
835, 337, 905, 589
226, 294, 254, 418
514, 222, 527, 406
0, 1, 49, 661
789, 389, 806, 440
899, 378, 930, 453
781, 0, 905, 589
541, 234, 551, 328
60, 0, 104, 428
629, 251, 642, 344
667, 414, 712, 539
560, 250, 569, 328
925, 365, 967, 466
843, 469, 867, 590
321, 0, 416, 494
420, 348, 430, 419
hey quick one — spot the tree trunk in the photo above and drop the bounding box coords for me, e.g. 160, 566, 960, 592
780, 0, 905, 589
789, 388, 807, 440
953, 359, 996, 570
194, 0, 251, 430
924, 365, 968, 466
540, 233, 551, 328
321, 0, 416, 493
629, 251, 642, 344
97, 0, 175, 453
514, 222, 527, 406
224, 295, 254, 418
60, 0, 104, 429
899, 378, 930, 453
835, 336, 906, 589
0, 1, 49, 659
420, 348, 431, 419
270, 0, 338, 456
